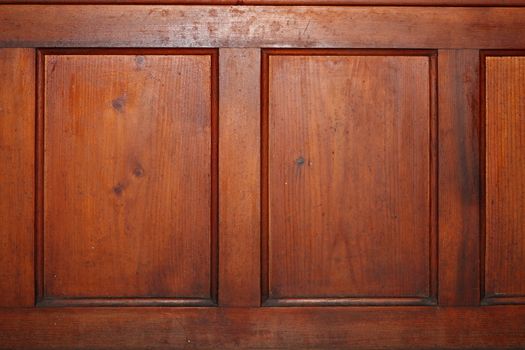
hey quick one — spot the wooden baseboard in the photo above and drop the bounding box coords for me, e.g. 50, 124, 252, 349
1, 306, 525, 349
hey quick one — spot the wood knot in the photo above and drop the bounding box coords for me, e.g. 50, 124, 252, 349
111, 95, 127, 113
295, 156, 305, 165
133, 165, 144, 177
113, 183, 125, 196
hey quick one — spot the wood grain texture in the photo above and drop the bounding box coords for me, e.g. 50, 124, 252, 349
0, 49, 35, 307
38, 49, 218, 306
484, 53, 525, 305
1, 6, 525, 49
218, 48, 261, 307
3, 0, 525, 5
1, 307, 525, 349
437, 50, 480, 306
263, 50, 437, 305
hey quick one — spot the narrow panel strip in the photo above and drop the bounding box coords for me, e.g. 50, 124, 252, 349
218, 48, 261, 306
438, 49, 480, 306
0, 48, 35, 307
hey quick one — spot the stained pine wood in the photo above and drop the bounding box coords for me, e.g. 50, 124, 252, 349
39, 50, 218, 306
484, 54, 525, 305
437, 50, 480, 306
0, 49, 35, 307
263, 50, 436, 305
3, 0, 525, 5
1, 6, 525, 49
218, 48, 261, 306
2, 307, 525, 349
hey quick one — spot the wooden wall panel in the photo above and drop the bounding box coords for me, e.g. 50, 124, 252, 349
483, 53, 525, 305
0, 49, 35, 307
263, 50, 437, 306
38, 49, 218, 306
218, 48, 261, 307
438, 50, 480, 306
3, 0, 525, 5
3, 307, 525, 349
1, 6, 525, 49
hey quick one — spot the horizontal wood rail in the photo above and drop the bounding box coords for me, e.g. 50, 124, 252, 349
0, 6, 525, 48
1, 307, 525, 349
2, 0, 525, 6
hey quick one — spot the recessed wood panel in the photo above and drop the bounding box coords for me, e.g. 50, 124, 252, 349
483, 53, 525, 305
0, 49, 35, 307
263, 50, 437, 306
38, 50, 217, 306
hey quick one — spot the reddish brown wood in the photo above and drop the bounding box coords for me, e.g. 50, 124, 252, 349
1, 307, 525, 349
483, 52, 525, 305
218, 48, 261, 307
37, 49, 218, 306
0, 49, 35, 307
262, 50, 437, 306
1, 3, 525, 348
1, 6, 525, 49
2, 0, 525, 5
437, 50, 480, 306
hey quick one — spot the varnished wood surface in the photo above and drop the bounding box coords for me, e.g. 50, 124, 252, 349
484, 54, 525, 305
39, 50, 217, 306
437, 50, 480, 306
1, 6, 525, 49
3, 0, 525, 5
263, 50, 436, 305
0, 49, 35, 307
1, 307, 525, 349
218, 48, 261, 306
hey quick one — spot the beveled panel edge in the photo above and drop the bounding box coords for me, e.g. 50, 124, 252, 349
261, 49, 438, 306
35, 48, 220, 307
263, 297, 437, 307
480, 50, 525, 306
37, 297, 217, 307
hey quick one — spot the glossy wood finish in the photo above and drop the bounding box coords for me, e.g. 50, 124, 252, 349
0, 49, 35, 307
1, 6, 525, 49
38, 49, 218, 306
483, 53, 525, 305
2, 307, 525, 349
3, 0, 525, 5
218, 48, 261, 306
437, 50, 480, 306
2, 0, 525, 346
263, 50, 437, 306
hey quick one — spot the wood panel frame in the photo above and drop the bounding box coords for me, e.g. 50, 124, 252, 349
480, 50, 525, 306
437, 49, 481, 306
218, 48, 261, 307
1, 6, 525, 49
261, 49, 438, 307
2, 306, 525, 349
0, 48, 35, 307
35, 48, 220, 307
3, 0, 525, 6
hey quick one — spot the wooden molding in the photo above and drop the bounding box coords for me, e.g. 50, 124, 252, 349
1, 6, 525, 49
